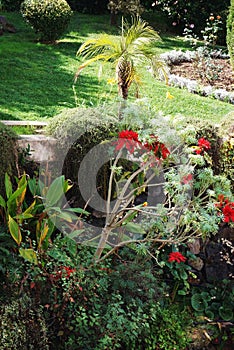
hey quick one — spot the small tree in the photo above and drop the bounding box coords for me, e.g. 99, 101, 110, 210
75, 17, 168, 100
227, 0, 234, 70
108, 0, 144, 25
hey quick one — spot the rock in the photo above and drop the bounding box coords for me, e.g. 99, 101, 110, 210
188, 256, 204, 271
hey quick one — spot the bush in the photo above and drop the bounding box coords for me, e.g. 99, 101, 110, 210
20, 0, 73, 42
154, 0, 229, 41
0, 0, 24, 11
67, 0, 108, 14
227, 0, 234, 69
0, 296, 49, 349
0, 122, 18, 198
46, 105, 119, 209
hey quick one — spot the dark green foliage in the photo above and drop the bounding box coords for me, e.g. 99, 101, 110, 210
25, 238, 190, 350
67, 0, 108, 14
20, 0, 73, 42
154, 0, 229, 42
0, 0, 24, 11
0, 296, 49, 350
0, 122, 18, 198
227, 0, 234, 69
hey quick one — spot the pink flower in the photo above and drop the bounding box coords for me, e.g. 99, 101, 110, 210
168, 252, 187, 263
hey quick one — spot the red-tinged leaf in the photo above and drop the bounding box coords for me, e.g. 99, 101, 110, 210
30, 282, 36, 289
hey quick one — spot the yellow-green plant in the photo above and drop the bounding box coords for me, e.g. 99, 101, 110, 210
0, 173, 78, 264
227, 0, 234, 69
75, 17, 168, 100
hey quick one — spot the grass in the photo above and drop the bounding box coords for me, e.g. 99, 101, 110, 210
0, 11, 233, 124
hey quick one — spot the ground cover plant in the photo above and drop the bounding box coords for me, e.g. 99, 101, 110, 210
0, 6, 234, 350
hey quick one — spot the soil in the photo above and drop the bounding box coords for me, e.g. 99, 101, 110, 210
170, 58, 234, 92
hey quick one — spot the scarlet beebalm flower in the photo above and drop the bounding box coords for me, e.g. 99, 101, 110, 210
168, 252, 187, 263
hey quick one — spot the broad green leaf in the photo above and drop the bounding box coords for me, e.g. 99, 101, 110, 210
0, 195, 6, 209
178, 290, 187, 296
5, 173, 12, 199
65, 207, 90, 216
219, 306, 233, 321
57, 211, 74, 223
123, 222, 146, 234
19, 248, 38, 264
8, 215, 22, 245
14, 213, 33, 220
23, 200, 36, 215
7, 182, 27, 207
45, 176, 66, 207
67, 229, 85, 239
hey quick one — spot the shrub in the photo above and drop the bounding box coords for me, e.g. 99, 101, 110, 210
67, 0, 108, 14
0, 0, 24, 11
20, 0, 73, 43
0, 122, 18, 198
154, 0, 229, 41
227, 0, 234, 69
46, 105, 119, 208
0, 296, 49, 349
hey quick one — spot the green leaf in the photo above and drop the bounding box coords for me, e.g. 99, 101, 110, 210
219, 306, 233, 321
7, 182, 27, 207
14, 213, 33, 220
123, 222, 146, 234
5, 173, 12, 199
67, 229, 86, 239
65, 207, 90, 216
19, 248, 38, 264
8, 215, 22, 245
191, 293, 208, 312
0, 195, 6, 209
178, 290, 187, 296
45, 176, 66, 207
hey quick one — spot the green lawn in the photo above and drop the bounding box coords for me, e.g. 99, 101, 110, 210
0, 11, 233, 123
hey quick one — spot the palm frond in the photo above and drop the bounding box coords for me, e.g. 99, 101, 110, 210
77, 34, 121, 60
124, 17, 160, 48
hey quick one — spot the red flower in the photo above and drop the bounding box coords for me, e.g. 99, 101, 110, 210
144, 135, 170, 159
115, 130, 140, 153
168, 252, 187, 263
195, 138, 211, 154
222, 203, 234, 222
215, 194, 234, 222
198, 138, 211, 150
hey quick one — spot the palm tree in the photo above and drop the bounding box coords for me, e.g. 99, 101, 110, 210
75, 17, 168, 100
